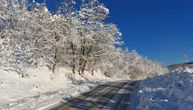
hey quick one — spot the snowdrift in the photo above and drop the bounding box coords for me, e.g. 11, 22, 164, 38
137, 72, 193, 110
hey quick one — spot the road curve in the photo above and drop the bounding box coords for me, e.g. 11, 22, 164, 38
50, 80, 138, 110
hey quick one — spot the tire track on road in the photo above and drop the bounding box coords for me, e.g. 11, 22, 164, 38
50, 81, 138, 110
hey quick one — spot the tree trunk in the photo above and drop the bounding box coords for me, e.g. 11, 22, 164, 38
91, 66, 94, 76
52, 63, 56, 75
71, 57, 76, 74
78, 36, 86, 76
78, 58, 83, 75
53, 32, 60, 75
52, 47, 57, 75
70, 43, 76, 74
81, 59, 87, 74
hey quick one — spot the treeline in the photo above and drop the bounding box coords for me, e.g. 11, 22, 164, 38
0, 0, 167, 78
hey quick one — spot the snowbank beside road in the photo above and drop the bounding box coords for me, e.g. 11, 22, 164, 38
137, 72, 193, 110
0, 66, 115, 110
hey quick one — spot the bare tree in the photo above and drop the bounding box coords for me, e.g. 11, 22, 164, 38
0, 0, 167, 79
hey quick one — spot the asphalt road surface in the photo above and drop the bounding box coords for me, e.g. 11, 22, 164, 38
50, 81, 139, 110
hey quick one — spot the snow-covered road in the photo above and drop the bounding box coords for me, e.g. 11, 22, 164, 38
49, 81, 139, 110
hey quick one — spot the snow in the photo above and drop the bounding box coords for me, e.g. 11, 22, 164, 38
169, 64, 193, 73
136, 72, 193, 110
0, 0, 168, 109
184, 67, 193, 73
0, 66, 116, 110
171, 67, 193, 73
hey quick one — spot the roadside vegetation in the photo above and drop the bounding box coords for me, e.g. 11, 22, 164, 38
0, 0, 167, 79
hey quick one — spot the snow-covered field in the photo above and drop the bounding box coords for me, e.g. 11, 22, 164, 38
0, 67, 117, 110
137, 72, 193, 110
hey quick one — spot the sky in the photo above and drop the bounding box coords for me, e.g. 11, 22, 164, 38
36, 0, 193, 65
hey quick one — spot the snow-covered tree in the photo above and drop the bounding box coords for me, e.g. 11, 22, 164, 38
0, 0, 167, 79
0, 0, 31, 77
69, 0, 123, 75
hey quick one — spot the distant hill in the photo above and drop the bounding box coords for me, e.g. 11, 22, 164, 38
168, 62, 193, 73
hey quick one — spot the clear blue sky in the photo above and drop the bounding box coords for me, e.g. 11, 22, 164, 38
36, 0, 193, 65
